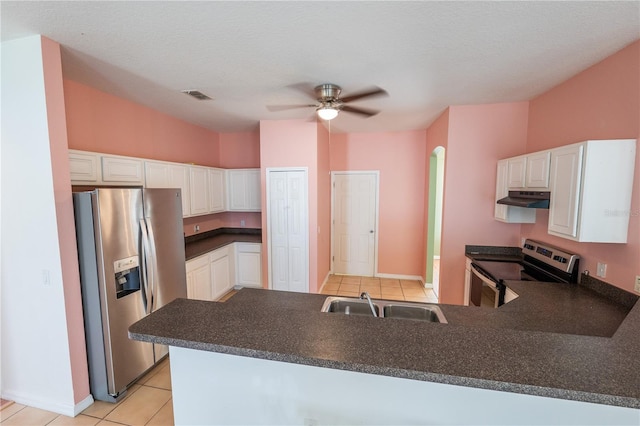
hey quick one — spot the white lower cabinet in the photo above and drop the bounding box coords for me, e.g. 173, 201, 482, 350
186, 254, 213, 301
235, 243, 262, 288
210, 244, 234, 301
186, 242, 261, 301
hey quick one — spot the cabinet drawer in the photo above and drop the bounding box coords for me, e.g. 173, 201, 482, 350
236, 242, 261, 253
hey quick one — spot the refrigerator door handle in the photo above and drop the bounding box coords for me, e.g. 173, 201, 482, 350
144, 217, 159, 313
139, 219, 154, 315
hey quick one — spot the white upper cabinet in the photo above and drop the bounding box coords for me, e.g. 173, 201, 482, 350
548, 139, 636, 243
208, 168, 226, 213
495, 159, 535, 223
189, 166, 210, 216
227, 169, 261, 212
69, 150, 100, 183
101, 155, 144, 185
69, 150, 261, 217
507, 152, 550, 190
168, 164, 191, 217
144, 161, 171, 187
145, 161, 191, 216
506, 156, 526, 189
524, 151, 551, 189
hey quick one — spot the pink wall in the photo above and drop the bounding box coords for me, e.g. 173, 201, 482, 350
63, 80, 262, 237
330, 130, 427, 276
219, 131, 260, 168
259, 119, 320, 292
437, 103, 530, 304
183, 212, 262, 236
524, 40, 640, 292
317, 123, 332, 288
424, 109, 450, 277
64, 79, 221, 167
43, 37, 90, 404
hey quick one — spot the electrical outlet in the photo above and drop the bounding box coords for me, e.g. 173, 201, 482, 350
240, 220, 245, 227
596, 262, 607, 278
194, 225, 200, 232
635, 276, 640, 294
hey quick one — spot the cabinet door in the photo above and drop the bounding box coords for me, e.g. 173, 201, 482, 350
247, 169, 261, 211
189, 166, 209, 216
494, 160, 535, 224
102, 156, 144, 184
228, 169, 261, 211
227, 170, 248, 211
507, 157, 526, 189
144, 161, 170, 188
69, 151, 99, 183
525, 151, 551, 189
208, 168, 226, 213
494, 160, 509, 221
210, 248, 231, 300
548, 144, 584, 238
236, 243, 262, 288
169, 164, 191, 217
186, 255, 212, 301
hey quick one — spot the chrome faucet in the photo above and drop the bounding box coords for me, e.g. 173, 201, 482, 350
360, 292, 378, 317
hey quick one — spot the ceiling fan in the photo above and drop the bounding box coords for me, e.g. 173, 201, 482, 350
267, 84, 388, 121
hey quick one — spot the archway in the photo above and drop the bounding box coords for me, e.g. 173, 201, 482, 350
426, 146, 445, 299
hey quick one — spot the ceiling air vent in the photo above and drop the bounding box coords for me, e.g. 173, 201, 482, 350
182, 90, 212, 101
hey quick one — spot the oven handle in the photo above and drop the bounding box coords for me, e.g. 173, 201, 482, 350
470, 263, 498, 287
471, 264, 506, 307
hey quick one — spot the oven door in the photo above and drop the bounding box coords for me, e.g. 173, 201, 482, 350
470, 265, 500, 308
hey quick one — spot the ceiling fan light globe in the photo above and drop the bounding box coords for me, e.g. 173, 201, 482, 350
317, 107, 339, 120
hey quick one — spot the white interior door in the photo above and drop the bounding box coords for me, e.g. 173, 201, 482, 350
267, 169, 309, 293
332, 172, 378, 276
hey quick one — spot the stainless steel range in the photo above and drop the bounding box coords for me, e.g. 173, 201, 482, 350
469, 239, 580, 308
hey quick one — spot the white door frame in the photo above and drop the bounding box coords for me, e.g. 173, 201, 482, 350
330, 171, 380, 276
265, 167, 309, 292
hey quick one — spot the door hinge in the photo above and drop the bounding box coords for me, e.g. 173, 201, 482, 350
332, 256, 334, 261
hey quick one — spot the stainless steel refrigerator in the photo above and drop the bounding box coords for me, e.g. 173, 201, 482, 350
73, 188, 186, 403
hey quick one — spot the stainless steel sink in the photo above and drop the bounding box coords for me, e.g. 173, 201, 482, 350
321, 297, 447, 323
383, 304, 446, 322
324, 299, 380, 316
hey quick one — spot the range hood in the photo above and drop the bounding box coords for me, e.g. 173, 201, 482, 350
497, 191, 550, 209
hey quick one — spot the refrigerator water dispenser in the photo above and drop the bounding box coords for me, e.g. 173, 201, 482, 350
114, 256, 140, 298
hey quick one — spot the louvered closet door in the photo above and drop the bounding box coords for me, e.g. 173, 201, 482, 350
268, 170, 308, 293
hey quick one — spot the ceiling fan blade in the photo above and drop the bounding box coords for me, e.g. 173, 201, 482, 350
266, 104, 316, 112
340, 87, 388, 103
341, 105, 379, 117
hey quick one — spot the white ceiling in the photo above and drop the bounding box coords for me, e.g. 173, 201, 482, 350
2, 1, 638, 134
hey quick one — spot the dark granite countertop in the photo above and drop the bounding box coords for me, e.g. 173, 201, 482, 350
130, 274, 640, 409
185, 228, 261, 260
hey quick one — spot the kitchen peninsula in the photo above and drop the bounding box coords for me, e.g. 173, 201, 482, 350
130, 278, 640, 425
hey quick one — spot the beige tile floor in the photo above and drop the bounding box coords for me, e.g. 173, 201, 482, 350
0, 357, 173, 426
320, 275, 439, 303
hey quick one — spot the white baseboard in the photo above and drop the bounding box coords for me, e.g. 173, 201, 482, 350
375, 273, 424, 283
317, 271, 331, 293
1, 390, 94, 417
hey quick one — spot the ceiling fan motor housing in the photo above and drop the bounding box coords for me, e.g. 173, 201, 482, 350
315, 84, 342, 102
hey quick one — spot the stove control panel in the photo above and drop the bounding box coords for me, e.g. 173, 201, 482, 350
522, 239, 580, 273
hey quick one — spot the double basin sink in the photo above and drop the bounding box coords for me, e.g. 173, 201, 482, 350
321, 296, 447, 323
